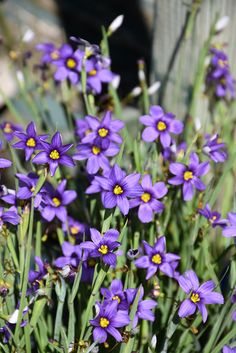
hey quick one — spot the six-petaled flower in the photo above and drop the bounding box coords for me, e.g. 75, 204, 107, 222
168, 152, 210, 201
32, 131, 75, 176
178, 270, 224, 322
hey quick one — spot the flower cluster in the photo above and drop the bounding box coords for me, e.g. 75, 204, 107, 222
36, 40, 116, 93
206, 46, 235, 99
90, 281, 157, 343
0, 22, 235, 352
74, 111, 124, 174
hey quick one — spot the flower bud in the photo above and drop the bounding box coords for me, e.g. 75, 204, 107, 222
108, 15, 124, 35
215, 16, 229, 33
148, 81, 161, 95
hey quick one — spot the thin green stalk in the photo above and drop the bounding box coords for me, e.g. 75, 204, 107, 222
79, 267, 107, 343
211, 326, 236, 353
68, 264, 83, 344
7, 234, 20, 272
187, 14, 218, 131
203, 298, 232, 353
35, 220, 42, 258
120, 286, 141, 353
14, 198, 34, 345
54, 277, 66, 341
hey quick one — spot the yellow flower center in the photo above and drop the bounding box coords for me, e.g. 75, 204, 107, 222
30, 186, 35, 192
92, 146, 101, 155
141, 192, 151, 203
113, 185, 123, 195
98, 128, 109, 137
26, 137, 36, 147
190, 293, 200, 303
218, 59, 227, 67
112, 295, 121, 303
3, 123, 12, 133
183, 171, 193, 181
89, 69, 97, 76
49, 149, 60, 160
70, 226, 79, 235
66, 58, 76, 69
157, 121, 167, 131
152, 253, 162, 265
98, 244, 108, 255
52, 197, 61, 207
51, 51, 59, 60
100, 317, 109, 328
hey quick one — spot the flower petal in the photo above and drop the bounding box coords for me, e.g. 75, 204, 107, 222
178, 299, 196, 318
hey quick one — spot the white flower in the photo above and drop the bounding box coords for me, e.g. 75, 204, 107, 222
108, 15, 124, 34
215, 16, 229, 32
111, 75, 121, 89
138, 69, 145, 82
194, 118, 201, 131
151, 334, 157, 349
16, 71, 25, 87
22, 28, 35, 43
130, 86, 142, 97
148, 81, 161, 95
8, 306, 28, 324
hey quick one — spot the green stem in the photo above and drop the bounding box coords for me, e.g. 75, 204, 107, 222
79, 268, 107, 343
68, 264, 83, 344
14, 198, 35, 345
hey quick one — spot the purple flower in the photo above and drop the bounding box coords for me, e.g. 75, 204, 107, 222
168, 152, 210, 201
90, 301, 130, 343
28, 256, 47, 285
81, 111, 124, 149
0, 185, 15, 204
203, 134, 227, 163
40, 179, 77, 222
84, 56, 115, 94
198, 204, 227, 228
209, 48, 229, 78
86, 164, 143, 215
222, 212, 236, 237
139, 105, 183, 148
80, 228, 120, 267
16, 172, 43, 207
62, 216, 86, 239
0, 157, 12, 168
80, 253, 97, 283
32, 131, 75, 176
75, 118, 91, 140
101, 279, 128, 310
0, 307, 28, 343
36, 42, 61, 64
162, 141, 187, 162
0, 206, 20, 229
125, 286, 157, 328
0, 121, 23, 141
54, 241, 82, 268
12, 122, 48, 161
206, 47, 235, 99
129, 175, 168, 223
73, 141, 119, 174
223, 346, 236, 353
135, 236, 180, 280
53, 44, 84, 84
178, 270, 224, 322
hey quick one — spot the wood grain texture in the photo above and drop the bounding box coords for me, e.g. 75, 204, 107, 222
142, 0, 236, 120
